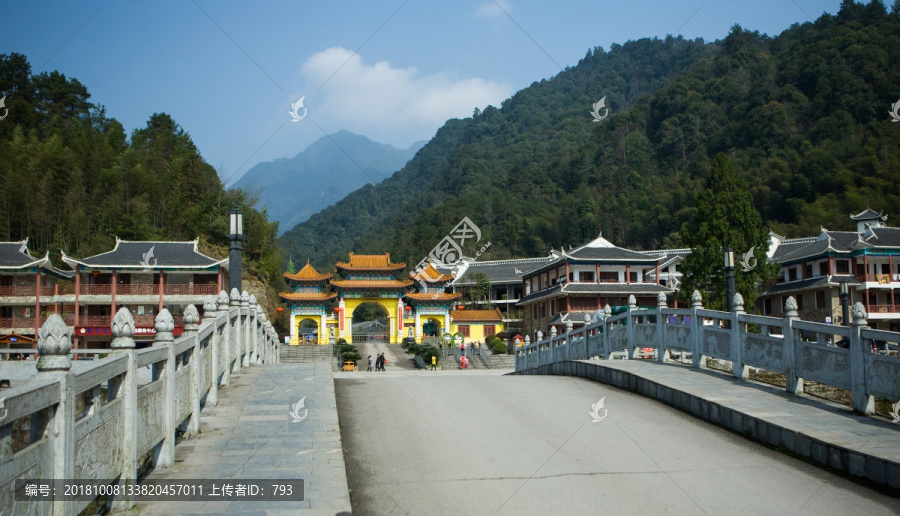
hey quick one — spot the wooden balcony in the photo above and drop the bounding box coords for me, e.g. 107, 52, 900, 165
1, 283, 219, 297
867, 304, 900, 314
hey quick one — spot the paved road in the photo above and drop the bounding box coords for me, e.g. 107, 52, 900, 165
336, 371, 900, 516
354, 342, 418, 371
136, 362, 351, 515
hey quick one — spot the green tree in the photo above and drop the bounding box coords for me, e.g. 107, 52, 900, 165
463, 272, 492, 309
678, 153, 776, 311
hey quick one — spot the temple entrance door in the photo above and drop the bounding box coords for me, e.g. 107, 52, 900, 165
298, 318, 319, 345
351, 302, 390, 343
422, 319, 440, 338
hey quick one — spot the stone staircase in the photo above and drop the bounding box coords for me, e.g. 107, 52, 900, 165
484, 353, 516, 369
280, 344, 334, 363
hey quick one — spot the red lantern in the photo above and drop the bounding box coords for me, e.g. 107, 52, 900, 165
404, 306, 412, 312
334, 307, 340, 313
276, 307, 284, 313
457, 304, 464, 310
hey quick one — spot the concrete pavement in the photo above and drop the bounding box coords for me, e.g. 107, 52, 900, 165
336, 370, 900, 515
134, 362, 351, 515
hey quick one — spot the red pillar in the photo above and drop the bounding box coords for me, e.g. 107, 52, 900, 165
159, 270, 165, 313
217, 270, 223, 292
565, 260, 570, 282
655, 262, 660, 285
626, 263, 631, 284
111, 269, 117, 317
864, 254, 869, 282
74, 267, 81, 349
54, 283, 58, 314
829, 256, 834, 277
596, 263, 600, 283
34, 267, 41, 342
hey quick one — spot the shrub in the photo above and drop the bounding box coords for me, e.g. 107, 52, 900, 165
418, 345, 440, 363
336, 338, 348, 346
488, 338, 508, 355
341, 350, 362, 363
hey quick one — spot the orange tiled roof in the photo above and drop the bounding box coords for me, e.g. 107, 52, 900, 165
279, 292, 338, 301
284, 259, 332, 281
450, 308, 503, 322
411, 262, 454, 283
330, 279, 413, 289
405, 292, 462, 301
335, 252, 405, 271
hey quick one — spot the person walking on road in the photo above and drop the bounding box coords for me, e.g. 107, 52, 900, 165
430, 355, 437, 370
382, 354, 388, 371
367, 355, 373, 372
375, 353, 383, 371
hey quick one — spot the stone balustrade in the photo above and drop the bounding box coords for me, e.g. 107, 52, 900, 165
516, 291, 900, 415
0, 289, 280, 515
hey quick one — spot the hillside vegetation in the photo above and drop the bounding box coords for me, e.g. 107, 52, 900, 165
281, 1, 900, 269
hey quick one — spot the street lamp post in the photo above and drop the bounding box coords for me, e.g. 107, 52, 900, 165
228, 208, 244, 293
724, 247, 736, 312
840, 280, 850, 326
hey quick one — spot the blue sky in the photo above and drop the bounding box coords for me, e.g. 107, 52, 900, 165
3, 0, 845, 187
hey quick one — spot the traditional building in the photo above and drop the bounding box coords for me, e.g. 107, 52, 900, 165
449, 307, 504, 341
760, 209, 900, 330
280, 260, 337, 345
61, 239, 227, 347
0, 239, 72, 341
406, 261, 461, 338
518, 234, 673, 337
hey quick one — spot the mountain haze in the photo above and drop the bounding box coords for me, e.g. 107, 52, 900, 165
233, 130, 424, 233
281, 2, 900, 270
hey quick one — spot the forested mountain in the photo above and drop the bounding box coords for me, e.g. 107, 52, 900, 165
0, 53, 284, 301
232, 131, 424, 234
281, 1, 900, 271
280, 35, 719, 268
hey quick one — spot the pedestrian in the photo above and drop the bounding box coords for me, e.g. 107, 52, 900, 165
367, 355, 373, 372
430, 354, 437, 371
375, 353, 383, 371
382, 355, 388, 371
461, 342, 465, 355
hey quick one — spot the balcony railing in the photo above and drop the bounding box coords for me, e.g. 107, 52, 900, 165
867, 304, 900, 314
0, 315, 44, 328
860, 274, 900, 284
75, 314, 185, 327
1, 283, 220, 297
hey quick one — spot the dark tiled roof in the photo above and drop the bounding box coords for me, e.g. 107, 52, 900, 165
762, 275, 861, 295
519, 282, 671, 304
851, 208, 885, 221
0, 241, 43, 268
455, 258, 550, 285
859, 227, 900, 247
568, 246, 657, 261
63, 240, 226, 269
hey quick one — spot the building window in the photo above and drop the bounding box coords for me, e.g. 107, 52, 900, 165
579, 271, 595, 282
788, 268, 798, 281
764, 298, 772, 315
629, 272, 638, 282
484, 325, 495, 336
815, 290, 825, 309
598, 271, 618, 282
819, 262, 828, 276
805, 264, 813, 278
836, 260, 849, 274
458, 325, 470, 337
796, 294, 804, 311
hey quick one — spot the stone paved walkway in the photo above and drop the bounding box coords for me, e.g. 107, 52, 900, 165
519, 359, 900, 490
135, 362, 351, 515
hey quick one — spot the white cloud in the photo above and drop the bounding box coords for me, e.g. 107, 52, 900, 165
476, 0, 513, 18
296, 47, 512, 148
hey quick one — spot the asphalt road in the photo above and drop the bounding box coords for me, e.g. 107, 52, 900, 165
336, 371, 900, 516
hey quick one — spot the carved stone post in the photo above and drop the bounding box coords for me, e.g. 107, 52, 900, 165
36, 315, 74, 516
230, 288, 242, 374
627, 294, 638, 359
249, 295, 259, 365
690, 290, 705, 369
549, 326, 557, 363
183, 304, 201, 435
603, 305, 612, 359
731, 293, 749, 379
153, 309, 176, 468
258, 312, 268, 364
656, 292, 669, 363
241, 291, 251, 367
110, 308, 137, 510
217, 290, 231, 387
850, 302, 874, 414
203, 296, 220, 406
782, 296, 802, 394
